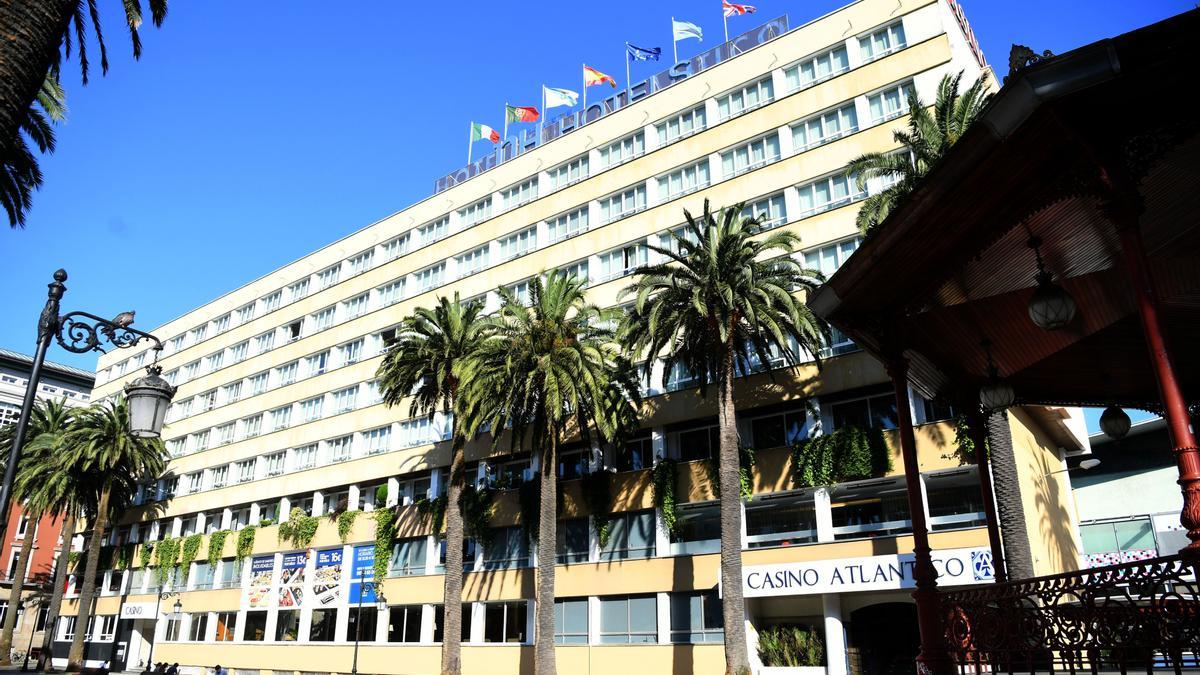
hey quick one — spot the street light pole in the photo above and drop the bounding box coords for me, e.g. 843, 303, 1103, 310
0, 269, 175, 545
143, 591, 180, 674
351, 569, 364, 675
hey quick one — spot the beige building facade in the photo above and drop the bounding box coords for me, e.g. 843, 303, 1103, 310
65, 2, 1087, 673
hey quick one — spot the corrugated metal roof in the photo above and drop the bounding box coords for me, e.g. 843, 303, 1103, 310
0, 347, 96, 383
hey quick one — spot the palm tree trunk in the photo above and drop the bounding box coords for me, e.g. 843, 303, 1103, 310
440, 432, 467, 675
0, 0, 75, 163
38, 509, 75, 672
986, 411, 1034, 579
717, 346, 750, 675
534, 431, 559, 675
0, 511, 37, 664
67, 489, 110, 671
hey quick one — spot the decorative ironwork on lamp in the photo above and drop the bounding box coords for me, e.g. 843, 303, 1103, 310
1026, 236, 1077, 330
979, 340, 1015, 411
1099, 406, 1132, 440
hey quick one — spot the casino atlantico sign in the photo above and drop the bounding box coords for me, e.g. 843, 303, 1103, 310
740, 547, 995, 598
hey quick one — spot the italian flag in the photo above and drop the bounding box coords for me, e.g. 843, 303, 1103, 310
471, 122, 500, 143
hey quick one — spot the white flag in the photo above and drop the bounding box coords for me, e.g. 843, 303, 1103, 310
673, 19, 703, 42
543, 86, 579, 109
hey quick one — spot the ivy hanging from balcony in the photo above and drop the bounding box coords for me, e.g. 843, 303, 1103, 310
703, 444, 757, 502
181, 533, 204, 565
235, 526, 256, 563
154, 537, 181, 584
580, 470, 613, 548
460, 483, 496, 547
372, 507, 397, 583
138, 542, 153, 569
336, 510, 361, 543
947, 413, 989, 466
114, 543, 136, 570
414, 494, 447, 534
207, 530, 231, 566
278, 507, 320, 549
652, 459, 683, 536
790, 425, 892, 487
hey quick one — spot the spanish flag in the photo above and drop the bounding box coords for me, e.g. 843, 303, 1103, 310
583, 65, 617, 88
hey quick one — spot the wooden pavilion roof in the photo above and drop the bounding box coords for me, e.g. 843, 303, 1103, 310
808, 9, 1200, 412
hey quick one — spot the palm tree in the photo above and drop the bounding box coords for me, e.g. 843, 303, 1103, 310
375, 293, 488, 675
61, 398, 166, 671
619, 201, 828, 675
462, 272, 638, 675
0, 0, 166, 223
846, 71, 991, 234
2, 71, 68, 227
0, 398, 75, 665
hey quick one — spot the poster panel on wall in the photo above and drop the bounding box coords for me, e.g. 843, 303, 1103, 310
278, 551, 307, 608
349, 544, 376, 604
313, 548, 344, 607
247, 555, 274, 608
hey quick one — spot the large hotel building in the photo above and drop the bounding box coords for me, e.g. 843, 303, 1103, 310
63, 1, 1088, 673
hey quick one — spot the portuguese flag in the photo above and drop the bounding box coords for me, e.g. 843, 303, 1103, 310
471, 122, 500, 143
506, 105, 540, 123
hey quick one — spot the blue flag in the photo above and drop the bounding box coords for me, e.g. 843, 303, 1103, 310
627, 43, 662, 62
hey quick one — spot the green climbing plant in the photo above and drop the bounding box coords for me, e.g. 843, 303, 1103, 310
372, 507, 397, 583
580, 470, 613, 548
374, 484, 389, 507
757, 624, 825, 667
947, 414, 988, 466
181, 533, 203, 565
790, 426, 892, 487
703, 444, 757, 501
235, 526, 257, 563
652, 459, 683, 536
154, 538, 181, 584
207, 530, 231, 566
277, 507, 320, 549
114, 543, 136, 571
68, 551, 82, 570
138, 542, 154, 569
415, 494, 448, 534
460, 484, 495, 547
337, 510, 362, 543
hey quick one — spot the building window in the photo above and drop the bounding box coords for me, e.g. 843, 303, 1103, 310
657, 160, 711, 201
348, 250, 375, 275
182, 361, 200, 381
417, 216, 449, 245
600, 510, 655, 561
867, 81, 913, 123
746, 491, 818, 548
205, 352, 223, 372
656, 105, 707, 145
236, 459, 256, 483
332, 386, 357, 413
237, 303, 256, 325
216, 423, 235, 446
557, 260, 588, 286
309, 608, 338, 642
600, 596, 657, 644
796, 172, 865, 218
554, 598, 588, 644
342, 294, 369, 321
742, 193, 788, 231
926, 471, 987, 531
670, 502, 721, 555
363, 426, 392, 455
293, 444, 318, 470
670, 590, 723, 643
288, 278, 310, 302
299, 396, 324, 423
830, 479, 910, 540
482, 527, 528, 570
215, 611, 236, 641
264, 452, 286, 477
241, 414, 263, 439
455, 246, 490, 279
483, 602, 527, 643
387, 605, 423, 643
187, 612, 208, 641
717, 77, 774, 120
828, 391, 897, 430
192, 429, 210, 451
749, 408, 809, 450
347, 607, 378, 642
549, 155, 589, 190
600, 132, 645, 168
803, 236, 860, 278
317, 264, 341, 290
792, 103, 859, 152
275, 610, 300, 642
721, 134, 781, 179
312, 306, 336, 332
413, 263, 446, 293
378, 279, 405, 307
498, 227, 537, 261
547, 207, 588, 243
164, 616, 182, 642
500, 177, 538, 211
556, 518, 589, 565
262, 290, 282, 313
339, 339, 364, 366
230, 341, 249, 364
328, 435, 353, 463
785, 45, 850, 91
674, 424, 719, 462
860, 21, 906, 62
213, 314, 230, 333
248, 371, 269, 396
597, 241, 647, 281
398, 417, 436, 448
1080, 518, 1158, 566
58, 616, 76, 641
459, 197, 493, 229
243, 611, 268, 641
390, 537, 427, 577
615, 434, 652, 472
382, 234, 410, 261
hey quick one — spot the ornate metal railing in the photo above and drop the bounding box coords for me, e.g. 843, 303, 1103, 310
941, 554, 1200, 674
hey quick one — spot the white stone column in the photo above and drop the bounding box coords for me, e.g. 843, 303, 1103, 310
169, 517, 182, 538
348, 485, 362, 511
386, 477, 400, 507
311, 490, 325, 517
221, 508, 233, 531
656, 592, 671, 644
420, 605, 436, 643
587, 597, 601, 645
777, 124, 795, 158
248, 503, 261, 525
783, 186, 803, 228
654, 509, 671, 558
814, 487, 835, 543
278, 497, 291, 519
469, 603, 485, 643
194, 512, 207, 536
823, 594, 849, 675
651, 425, 667, 461
704, 98, 721, 126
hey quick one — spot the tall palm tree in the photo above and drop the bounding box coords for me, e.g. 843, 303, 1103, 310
846, 72, 991, 234
0, 0, 166, 224
0, 398, 75, 665
375, 293, 488, 675
61, 398, 165, 671
462, 272, 638, 675
2, 71, 68, 227
619, 201, 828, 675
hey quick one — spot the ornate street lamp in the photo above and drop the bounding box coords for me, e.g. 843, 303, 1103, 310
1099, 406, 1132, 440
1026, 236, 1077, 330
0, 269, 175, 546
979, 340, 1015, 411
143, 591, 181, 674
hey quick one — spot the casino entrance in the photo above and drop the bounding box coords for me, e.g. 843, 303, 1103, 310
847, 602, 918, 675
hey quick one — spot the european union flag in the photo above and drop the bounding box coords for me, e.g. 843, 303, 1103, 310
627, 43, 662, 62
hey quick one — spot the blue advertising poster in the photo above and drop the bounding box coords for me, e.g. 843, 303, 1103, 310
279, 552, 307, 608
247, 555, 274, 608
313, 548, 343, 606
349, 544, 376, 603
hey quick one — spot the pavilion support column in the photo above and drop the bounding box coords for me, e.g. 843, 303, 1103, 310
1114, 211, 1200, 557
885, 353, 954, 675
964, 407, 1006, 583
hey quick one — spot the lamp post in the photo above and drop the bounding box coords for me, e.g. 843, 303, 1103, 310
350, 568, 386, 675
142, 591, 181, 674
0, 269, 176, 545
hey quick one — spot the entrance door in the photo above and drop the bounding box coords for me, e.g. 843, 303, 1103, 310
113, 619, 136, 671
848, 603, 919, 675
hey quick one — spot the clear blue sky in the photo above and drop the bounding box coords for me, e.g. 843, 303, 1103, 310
0, 0, 1188, 430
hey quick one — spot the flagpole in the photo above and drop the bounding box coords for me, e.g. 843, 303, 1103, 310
671, 17, 678, 63
503, 101, 509, 154
539, 86, 545, 140
581, 63, 587, 126
467, 122, 473, 165
723, 11, 729, 43
624, 45, 631, 103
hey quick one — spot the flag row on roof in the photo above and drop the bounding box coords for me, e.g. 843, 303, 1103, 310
467, 1, 758, 163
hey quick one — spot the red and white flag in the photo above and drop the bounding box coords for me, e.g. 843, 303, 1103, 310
723, 1, 757, 17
